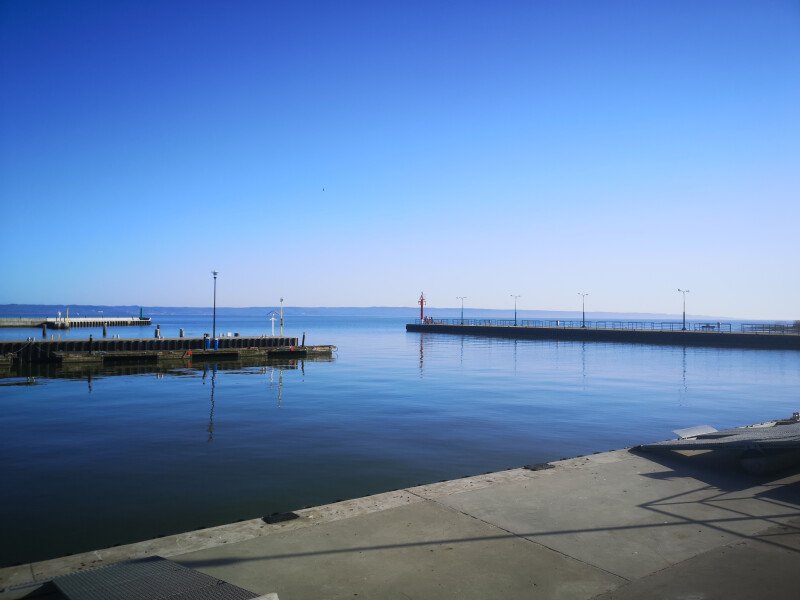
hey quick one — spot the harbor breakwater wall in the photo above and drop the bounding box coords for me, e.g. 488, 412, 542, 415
406, 323, 800, 350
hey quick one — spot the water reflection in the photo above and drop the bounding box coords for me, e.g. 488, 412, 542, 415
419, 333, 425, 376
264, 364, 283, 406
0, 376, 37, 387
204, 364, 216, 442
1, 355, 332, 382
513, 339, 518, 374
682, 346, 688, 394
581, 341, 587, 392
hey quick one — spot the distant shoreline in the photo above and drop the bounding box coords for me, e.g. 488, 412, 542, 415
0, 303, 784, 322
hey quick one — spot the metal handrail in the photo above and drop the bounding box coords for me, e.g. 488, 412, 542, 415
412, 319, 799, 335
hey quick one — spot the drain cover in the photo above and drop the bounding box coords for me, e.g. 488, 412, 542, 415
52, 555, 259, 600
263, 511, 300, 524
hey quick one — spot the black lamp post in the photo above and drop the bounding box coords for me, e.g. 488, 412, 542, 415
457, 296, 467, 325
510, 294, 521, 326
579, 292, 589, 328
678, 288, 690, 331
212, 270, 218, 338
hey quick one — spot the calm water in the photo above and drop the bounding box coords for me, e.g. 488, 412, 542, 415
1, 315, 799, 567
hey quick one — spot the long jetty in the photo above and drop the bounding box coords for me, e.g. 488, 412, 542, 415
0, 317, 151, 329
0, 336, 335, 365
407, 319, 800, 349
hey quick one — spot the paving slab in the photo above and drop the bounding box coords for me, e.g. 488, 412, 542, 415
436, 451, 800, 580
175, 500, 624, 600
591, 517, 800, 600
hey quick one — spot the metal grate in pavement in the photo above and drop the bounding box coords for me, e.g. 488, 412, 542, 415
52, 555, 259, 600
639, 421, 800, 451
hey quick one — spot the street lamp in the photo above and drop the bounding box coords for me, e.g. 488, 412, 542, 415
456, 296, 467, 325
678, 289, 690, 331
579, 292, 589, 328
212, 270, 218, 338
510, 294, 521, 326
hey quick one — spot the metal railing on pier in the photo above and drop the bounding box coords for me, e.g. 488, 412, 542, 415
740, 323, 800, 335
520, 320, 733, 333
413, 319, 800, 335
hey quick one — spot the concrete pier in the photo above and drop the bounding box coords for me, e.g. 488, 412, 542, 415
0, 317, 151, 329
407, 322, 800, 350
0, 336, 303, 363
45, 317, 152, 329
2, 438, 798, 599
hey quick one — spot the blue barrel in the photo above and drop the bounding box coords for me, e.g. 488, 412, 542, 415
213, 339, 219, 350
204, 337, 210, 350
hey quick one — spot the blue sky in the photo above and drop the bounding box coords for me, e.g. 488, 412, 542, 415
1, 1, 798, 318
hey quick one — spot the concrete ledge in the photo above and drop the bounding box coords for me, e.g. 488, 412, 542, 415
0, 490, 422, 595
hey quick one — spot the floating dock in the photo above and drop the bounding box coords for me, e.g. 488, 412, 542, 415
0, 336, 335, 364
407, 322, 800, 349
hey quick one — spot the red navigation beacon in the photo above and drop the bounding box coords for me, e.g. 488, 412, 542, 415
418, 292, 426, 322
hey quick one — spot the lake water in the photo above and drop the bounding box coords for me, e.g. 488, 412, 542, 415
1, 315, 799, 567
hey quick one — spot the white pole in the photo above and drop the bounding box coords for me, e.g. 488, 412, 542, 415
279, 298, 284, 336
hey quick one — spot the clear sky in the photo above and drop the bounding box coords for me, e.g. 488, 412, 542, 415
1, 1, 798, 319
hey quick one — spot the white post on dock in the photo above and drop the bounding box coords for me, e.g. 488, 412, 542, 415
212, 271, 219, 339
279, 297, 284, 336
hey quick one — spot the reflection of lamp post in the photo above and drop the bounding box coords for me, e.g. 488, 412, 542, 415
207, 365, 216, 443
457, 296, 467, 325
678, 289, 690, 331
510, 294, 521, 326
578, 292, 589, 328
212, 271, 218, 338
